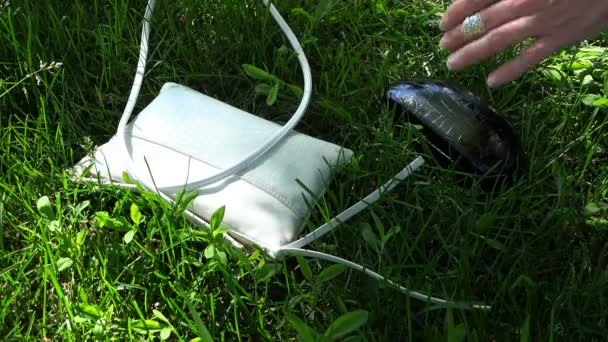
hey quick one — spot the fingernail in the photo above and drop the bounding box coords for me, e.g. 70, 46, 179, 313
439, 15, 447, 31
447, 55, 457, 70
487, 75, 498, 88
439, 36, 447, 49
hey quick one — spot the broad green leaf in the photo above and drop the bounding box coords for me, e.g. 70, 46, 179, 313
267, 83, 279, 106
248, 249, 261, 261
584, 202, 608, 216
174, 189, 186, 205
37, 196, 55, 220
212, 225, 230, 238
123, 230, 136, 244
592, 97, 608, 107
542, 68, 566, 85
184, 191, 199, 205
217, 251, 227, 265
242, 64, 276, 81
107, 218, 131, 232
295, 255, 313, 281
360, 223, 379, 252
160, 327, 171, 340
106, 304, 114, 321
566, 60, 593, 71
153, 310, 170, 324
582, 94, 602, 106
374, 1, 386, 13
93, 323, 104, 336
324, 310, 369, 339
95, 212, 110, 228
179, 191, 199, 211
74, 316, 89, 324
285, 312, 316, 342
581, 74, 595, 86
484, 237, 506, 252
95, 212, 130, 232
204, 245, 215, 259
132, 319, 165, 333
75, 303, 104, 320
130, 203, 141, 225
122, 171, 133, 184
255, 83, 272, 95
56, 257, 73, 273
577, 46, 606, 56
585, 218, 608, 228
154, 271, 172, 280
73, 200, 90, 215
76, 229, 86, 246
584, 202, 602, 216
49, 220, 60, 232
316, 264, 346, 284
210, 206, 225, 230
370, 211, 385, 237
383, 225, 401, 244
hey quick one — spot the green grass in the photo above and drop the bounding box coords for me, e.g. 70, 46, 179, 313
1, 0, 608, 340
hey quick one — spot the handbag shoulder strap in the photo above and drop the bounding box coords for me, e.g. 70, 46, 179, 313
279, 247, 491, 310
117, 0, 312, 193
275, 156, 491, 311
282, 156, 425, 250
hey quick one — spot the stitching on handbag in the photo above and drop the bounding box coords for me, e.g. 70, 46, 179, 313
215, 204, 305, 251
129, 134, 308, 219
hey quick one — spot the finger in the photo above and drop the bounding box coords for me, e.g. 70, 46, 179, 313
486, 37, 560, 87
486, 23, 597, 87
440, 0, 554, 52
440, 0, 497, 31
447, 15, 540, 71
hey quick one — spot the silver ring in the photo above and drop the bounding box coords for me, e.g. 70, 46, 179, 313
462, 13, 485, 37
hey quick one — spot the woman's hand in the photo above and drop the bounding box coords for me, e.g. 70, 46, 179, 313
439, 0, 608, 87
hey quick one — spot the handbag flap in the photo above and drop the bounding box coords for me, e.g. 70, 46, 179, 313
127, 82, 353, 219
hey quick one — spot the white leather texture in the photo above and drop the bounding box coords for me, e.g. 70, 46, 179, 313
76, 83, 354, 250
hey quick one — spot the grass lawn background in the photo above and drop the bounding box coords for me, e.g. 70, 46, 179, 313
1, 0, 607, 340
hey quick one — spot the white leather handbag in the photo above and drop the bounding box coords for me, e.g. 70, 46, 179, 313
74, 0, 489, 311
